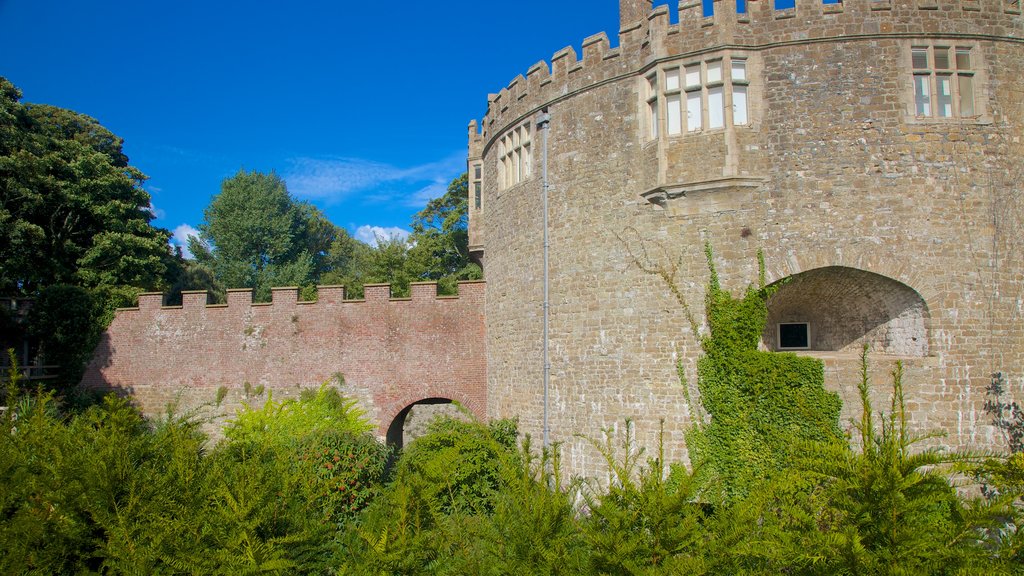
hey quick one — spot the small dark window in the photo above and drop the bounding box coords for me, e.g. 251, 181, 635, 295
474, 182, 481, 209
778, 323, 809, 350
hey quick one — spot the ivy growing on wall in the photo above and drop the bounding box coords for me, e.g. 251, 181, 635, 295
687, 244, 842, 505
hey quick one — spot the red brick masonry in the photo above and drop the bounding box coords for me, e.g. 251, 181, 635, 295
81, 281, 487, 436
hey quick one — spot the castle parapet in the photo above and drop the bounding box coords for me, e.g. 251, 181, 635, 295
119, 281, 485, 314
474, 0, 1023, 148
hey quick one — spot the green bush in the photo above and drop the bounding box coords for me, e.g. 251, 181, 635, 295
25, 284, 103, 394
224, 378, 373, 446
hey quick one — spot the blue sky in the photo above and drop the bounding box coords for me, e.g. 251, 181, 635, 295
0, 1, 629, 252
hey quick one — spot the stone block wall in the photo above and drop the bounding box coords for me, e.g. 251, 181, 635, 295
471, 0, 1024, 478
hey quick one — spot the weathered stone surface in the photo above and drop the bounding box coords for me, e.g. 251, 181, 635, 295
81, 282, 487, 440
470, 0, 1024, 477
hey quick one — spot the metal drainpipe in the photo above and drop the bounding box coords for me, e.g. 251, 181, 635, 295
539, 109, 551, 448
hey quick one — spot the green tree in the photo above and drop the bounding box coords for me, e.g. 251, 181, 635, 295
405, 173, 482, 294
192, 170, 346, 301
0, 77, 171, 300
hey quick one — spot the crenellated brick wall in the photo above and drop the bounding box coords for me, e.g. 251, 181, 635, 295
80, 281, 486, 439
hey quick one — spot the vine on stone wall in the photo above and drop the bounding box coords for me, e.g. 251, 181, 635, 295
688, 244, 843, 504
619, 231, 843, 505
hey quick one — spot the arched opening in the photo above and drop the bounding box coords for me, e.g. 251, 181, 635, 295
385, 397, 466, 450
763, 266, 929, 356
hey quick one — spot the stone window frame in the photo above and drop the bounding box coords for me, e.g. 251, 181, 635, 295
903, 40, 990, 124
645, 72, 659, 139
497, 122, 532, 190
471, 161, 483, 209
641, 51, 752, 141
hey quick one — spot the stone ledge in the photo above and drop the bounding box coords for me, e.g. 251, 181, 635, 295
641, 176, 766, 215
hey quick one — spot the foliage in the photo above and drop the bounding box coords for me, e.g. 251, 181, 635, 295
186, 171, 481, 300
785, 352, 1009, 574
689, 244, 842, 505
165, 259, 225, 306
0, 77, 172, 298
581, 420, 709, 574
224, 378, 373, 446
0, 372, 390, 575
389, 416, 519, 517
404, 173, 482, 295
338, 422, 587, 576
25, 284, 103, 393
191, 170, 347, 301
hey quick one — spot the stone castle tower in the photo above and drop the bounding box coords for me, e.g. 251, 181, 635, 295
468, 0, 1024, 475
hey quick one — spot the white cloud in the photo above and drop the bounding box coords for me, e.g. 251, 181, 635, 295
169, 224, 202, 259
355, 225, 410, 247
144, 201, 166, 220
284, 152, 464, 208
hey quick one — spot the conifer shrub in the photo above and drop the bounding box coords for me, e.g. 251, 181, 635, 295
581, 420, 710, 574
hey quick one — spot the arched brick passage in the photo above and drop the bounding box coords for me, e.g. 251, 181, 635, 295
762, 267, 929, 356
385, 398, 469, 450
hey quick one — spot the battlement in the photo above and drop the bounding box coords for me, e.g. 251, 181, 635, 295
125, 281, 485, 314
474, 0, 1023, 149
82, 280, 488, 437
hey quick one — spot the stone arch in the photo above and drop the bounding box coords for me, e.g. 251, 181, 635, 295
762, 266, 930, 356
383, 394, 484, 450
761, 247, 942, 308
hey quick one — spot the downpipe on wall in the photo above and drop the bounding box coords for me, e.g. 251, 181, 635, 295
539, 109, 551, 448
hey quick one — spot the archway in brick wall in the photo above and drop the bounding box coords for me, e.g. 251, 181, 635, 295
762, 266, 930, 356
385, 398, 469, 450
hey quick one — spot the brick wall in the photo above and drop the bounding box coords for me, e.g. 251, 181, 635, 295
80, 281, 487, 439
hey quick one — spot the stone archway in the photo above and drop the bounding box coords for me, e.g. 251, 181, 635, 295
385, 398, 469, 450
762, 266, 930, 356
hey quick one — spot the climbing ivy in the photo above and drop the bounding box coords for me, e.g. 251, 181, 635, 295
688, 244, 842, 505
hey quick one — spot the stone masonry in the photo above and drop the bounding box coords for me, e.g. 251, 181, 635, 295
79, 0, 1023, 478
81, 282, 487, 441
469, 0, 1024, 477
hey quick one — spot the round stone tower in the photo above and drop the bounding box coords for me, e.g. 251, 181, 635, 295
468, 0, 1024, 476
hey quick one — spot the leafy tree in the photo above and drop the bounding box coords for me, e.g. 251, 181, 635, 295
318, 233, 374, 298
192, 170, 347, 301
0, 77, 171, 300
362, 235, 415, 298
405, 173, 482, 294
25, 284, 103, 394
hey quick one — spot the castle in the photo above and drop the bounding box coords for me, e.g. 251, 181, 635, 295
84, 0, 1023, 476
467, 0, 1023, 473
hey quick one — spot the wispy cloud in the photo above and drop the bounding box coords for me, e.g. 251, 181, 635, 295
285, 152, 464, 209
354, 225, 410, 247
144, 201, 166, 220
169, 224, 202, 259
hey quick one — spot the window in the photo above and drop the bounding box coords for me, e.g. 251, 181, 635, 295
498, 123, 531, 189
646, 73, 659, 139
778, 323, 810, 350
912, 44, 976, 118
646, 55, 749, 138
470, 162, 482, 209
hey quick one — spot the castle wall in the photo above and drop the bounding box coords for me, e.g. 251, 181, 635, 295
473, 0, 1024, 477
81, 282, 487, 439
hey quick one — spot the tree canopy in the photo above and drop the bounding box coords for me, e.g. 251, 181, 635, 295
191, 170, 481, 300
404, 173, 482, 294
190, 170, 349, 302
0, 77, 172, 301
